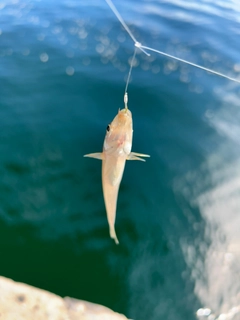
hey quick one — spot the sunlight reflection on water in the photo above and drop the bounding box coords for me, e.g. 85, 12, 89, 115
178, 87, 240, 320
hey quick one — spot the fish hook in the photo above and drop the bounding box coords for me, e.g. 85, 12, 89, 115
124, 92, 128, 110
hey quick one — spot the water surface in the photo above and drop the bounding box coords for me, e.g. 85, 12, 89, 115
1, 0, 240, 319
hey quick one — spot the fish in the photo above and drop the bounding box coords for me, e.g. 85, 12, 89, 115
84, 107, 150, 244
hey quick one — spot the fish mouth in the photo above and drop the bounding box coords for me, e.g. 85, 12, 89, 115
117, 109, 132, 125
118, 108, 132, 117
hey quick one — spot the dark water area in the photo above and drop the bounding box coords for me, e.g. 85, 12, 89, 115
1, 0, 240, 319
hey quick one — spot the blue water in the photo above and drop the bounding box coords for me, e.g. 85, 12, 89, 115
1, 0, 240, 319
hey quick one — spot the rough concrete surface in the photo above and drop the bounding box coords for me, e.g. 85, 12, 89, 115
0, 276, 129, 320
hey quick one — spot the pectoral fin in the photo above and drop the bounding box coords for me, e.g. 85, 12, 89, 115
127, 152, 150, 162
84, 152, 103, 160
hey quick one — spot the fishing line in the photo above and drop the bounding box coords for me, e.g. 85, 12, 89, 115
104, 0, 240, 84
105, 0, 137, 44
124, 47, 137, 109
125, 47, 137, 94
104, 0, 150, 56
140, 45, 240, 84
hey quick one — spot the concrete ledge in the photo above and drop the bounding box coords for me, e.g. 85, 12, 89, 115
0, 276, 129, 320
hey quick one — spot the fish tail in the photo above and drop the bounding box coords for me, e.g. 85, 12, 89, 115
110, 227, 119, 245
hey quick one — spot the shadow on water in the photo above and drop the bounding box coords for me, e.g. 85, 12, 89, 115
0, 218, 130, 311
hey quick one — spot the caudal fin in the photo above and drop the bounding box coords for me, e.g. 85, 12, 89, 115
110, 227, 119, 245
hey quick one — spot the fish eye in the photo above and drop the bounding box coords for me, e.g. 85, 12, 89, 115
106, 124, 110, 132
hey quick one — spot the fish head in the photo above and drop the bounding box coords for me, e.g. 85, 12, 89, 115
103, 108, 133, 156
